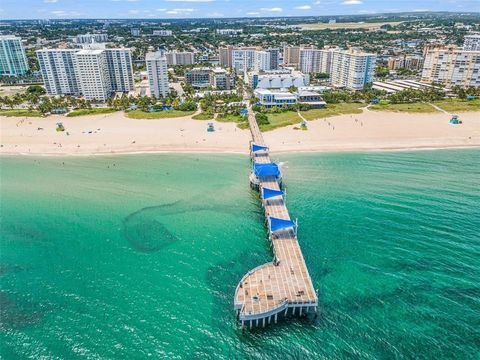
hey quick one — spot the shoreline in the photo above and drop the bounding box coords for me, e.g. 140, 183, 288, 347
1, 143, 479, 157
1, 109, 479, 157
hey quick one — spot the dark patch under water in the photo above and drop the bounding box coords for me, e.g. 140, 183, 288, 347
0, 292, 43, 331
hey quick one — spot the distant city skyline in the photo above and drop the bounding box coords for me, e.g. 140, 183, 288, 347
1, 0, 479, 20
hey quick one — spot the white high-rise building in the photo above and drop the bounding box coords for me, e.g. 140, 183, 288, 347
299, 47, 337, 74
0, 35, 29, 76
232, 48, 270, 72
74, 49, 111, 101
146, 51, 170, 98
36, 49, 80, 96
330, 49, 376, 90
105, 48, 134, 93
37, 47, 134, 101
422, 46, 480, 87
299, 48, 322, 74
256, 51, 271, 72
463, 33, 480, 51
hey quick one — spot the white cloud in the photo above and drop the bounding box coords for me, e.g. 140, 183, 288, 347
44, 0, 58, 3
295, 5, 311, 10
246, 11, 260, 15
260, 7, 282, 12
156, 8, 167, 11
50, 10, 81, 16
165, 8, 195, 14
342, 0, 362, 4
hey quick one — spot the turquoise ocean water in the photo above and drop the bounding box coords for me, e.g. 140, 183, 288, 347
0, 150, 479, 359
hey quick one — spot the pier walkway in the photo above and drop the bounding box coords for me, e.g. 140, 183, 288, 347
234, 106, 317, 329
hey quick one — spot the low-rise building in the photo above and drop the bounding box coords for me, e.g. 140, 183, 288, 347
153, 30, 173, 36
254, 88, 326, 109
252, 72, 310, 89
185, 67, 234, 90
185, 67, 211, 88
73, 33, 108, 44
165, 51, 195, 65
295, 90, 326, 108
211, 68, 234, 90
216, 29, 243, 36
387, 55, 424, 70
254, 89, 297, 108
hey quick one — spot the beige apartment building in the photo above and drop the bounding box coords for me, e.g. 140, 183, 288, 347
421, 46, 480, 87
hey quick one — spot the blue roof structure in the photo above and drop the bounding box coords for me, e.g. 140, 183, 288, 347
251, 143, 269, 153
253, 162, 280, 177
262, 187, 284, 200
268, 217, 296, 233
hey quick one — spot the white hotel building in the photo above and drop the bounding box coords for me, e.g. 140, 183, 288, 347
37, 47, 134, 101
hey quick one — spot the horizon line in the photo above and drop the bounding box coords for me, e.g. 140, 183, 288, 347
2, 10, 480, 22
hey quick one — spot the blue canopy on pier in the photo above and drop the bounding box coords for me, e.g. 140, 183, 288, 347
253, 162, 280, 177
261, 187, 284, 200
268, 217, 296, 233
251, 143, 269, 153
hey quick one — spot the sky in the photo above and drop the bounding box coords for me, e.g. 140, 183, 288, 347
1, 0, 479, 20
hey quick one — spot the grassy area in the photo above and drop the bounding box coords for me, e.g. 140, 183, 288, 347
0, 109, 42, 117
298, 21, 402, 30
216, 113, 246, 123
259, 111, 302, 131
192, 112, 215, 120
433, 99, 480, 113
125, 110, 195, 119
300, 103, 364, 121
67, 108, 118, 117
369, 102, 437, 113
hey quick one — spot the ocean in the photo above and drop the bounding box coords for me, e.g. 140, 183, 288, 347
0, 150, 479, 359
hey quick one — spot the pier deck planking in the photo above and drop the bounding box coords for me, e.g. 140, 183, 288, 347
234, 107, 317, 326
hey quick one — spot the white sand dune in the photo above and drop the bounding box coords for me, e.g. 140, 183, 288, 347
1, 110, 479, 156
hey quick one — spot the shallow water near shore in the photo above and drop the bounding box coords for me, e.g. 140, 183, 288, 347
1, 150, 479, 359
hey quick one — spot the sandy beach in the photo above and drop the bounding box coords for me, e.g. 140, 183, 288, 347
1, 110, 479, 156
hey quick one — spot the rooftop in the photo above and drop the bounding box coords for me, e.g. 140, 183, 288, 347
76, 49, 104, 55
145, 51, 167, 61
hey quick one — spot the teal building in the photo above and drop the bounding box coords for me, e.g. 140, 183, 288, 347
0, 35, 29, 76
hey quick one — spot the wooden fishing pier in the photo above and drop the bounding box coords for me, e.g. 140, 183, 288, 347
234, 106, 317, 329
